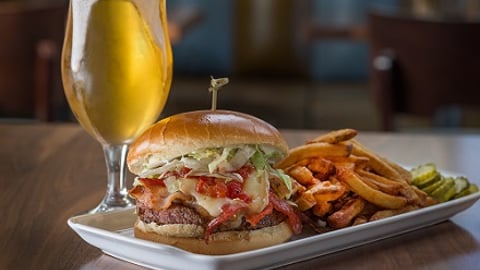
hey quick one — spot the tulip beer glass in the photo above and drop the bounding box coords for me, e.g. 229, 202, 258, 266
61, 0, 172, 213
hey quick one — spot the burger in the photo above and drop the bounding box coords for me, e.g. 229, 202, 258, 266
127, 110, 302, 255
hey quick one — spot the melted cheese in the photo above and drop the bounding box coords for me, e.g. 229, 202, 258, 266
177, 178, 233, 217
175, 174, 269, 217
243, 171, 269, 215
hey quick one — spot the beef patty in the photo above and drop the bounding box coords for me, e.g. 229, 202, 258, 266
137, 204, 286, 231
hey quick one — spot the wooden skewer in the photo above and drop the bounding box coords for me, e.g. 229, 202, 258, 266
208, 76, 229, 111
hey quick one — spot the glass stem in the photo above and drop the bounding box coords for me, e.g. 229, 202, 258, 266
91, 144, 134, 213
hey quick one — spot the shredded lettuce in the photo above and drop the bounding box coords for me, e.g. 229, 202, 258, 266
251, 149, 268, 171
261, 145, 285, 162
187, 148, 220, 160
228, 147, 256, 171
208, 147, 234, 173
275, 169, 294, 198
139, 145, 294, 198
204, 146, 257, 174
140, 159, 185, 178
250, 146, 294, 199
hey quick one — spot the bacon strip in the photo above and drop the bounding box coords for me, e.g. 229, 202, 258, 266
128, 178, 191, 210
205, 203, 247, 242
269, 192, 302, 234
246, 202, 273, 227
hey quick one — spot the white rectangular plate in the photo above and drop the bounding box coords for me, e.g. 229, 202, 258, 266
69, 192, 480, 270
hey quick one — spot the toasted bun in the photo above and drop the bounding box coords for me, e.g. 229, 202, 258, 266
127, 110, 288, 175
134, 219, 293, 255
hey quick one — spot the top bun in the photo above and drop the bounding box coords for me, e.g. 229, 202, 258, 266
127, 110, 289, 175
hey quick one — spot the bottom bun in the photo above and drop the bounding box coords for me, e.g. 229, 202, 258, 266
134, 219, 293, 255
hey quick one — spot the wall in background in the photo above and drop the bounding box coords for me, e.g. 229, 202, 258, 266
167, 0, 399, 81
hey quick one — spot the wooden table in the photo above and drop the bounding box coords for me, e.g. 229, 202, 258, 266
1, 123, 479, 269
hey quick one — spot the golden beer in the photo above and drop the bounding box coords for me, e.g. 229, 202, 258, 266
62, 0, 172, 145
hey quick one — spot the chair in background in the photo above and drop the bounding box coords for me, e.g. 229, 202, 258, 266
0, 3, 68, 122
368, 11, 480, 131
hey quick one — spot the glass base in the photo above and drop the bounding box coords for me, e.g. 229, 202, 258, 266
89, 194, 135, 214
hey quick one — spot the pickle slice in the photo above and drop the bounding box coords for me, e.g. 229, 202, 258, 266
412, 163, 437, 186
418, 173, 441, 189
455, 183, 479, 198
439, 184, 458, 202
422, 176, 445, 194
411, 163, 477, 202
454, 176, 469, 193
430, 177, 455, 201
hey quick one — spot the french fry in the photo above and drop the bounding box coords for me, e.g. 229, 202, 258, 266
369, 205, 418, 221
310, 180, 348, 203
357, 174, 381, 191
282, 130, 435, 232
356, 169, 405, 195
382, 157, 413, 183
352, 215, 369, 226
411, 185, 438, 207
333, 160, 356, 171
327, 155, 370, 169
357, 169, 421, 204
291, 158, 310, 167
312, 201, 332, 217
327, 197, 366, 229
306, 129, 358, 144
295, 190, 317, 211
307, 158, 335, 180
294, 178, 349, 214
348, 140, 404, 183
336, 166, 407, 209
398, 187, 422, 205
276, 142, 353, 170
287, 166, 319, 186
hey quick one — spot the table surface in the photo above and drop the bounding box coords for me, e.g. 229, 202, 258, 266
1, 123, 479, 270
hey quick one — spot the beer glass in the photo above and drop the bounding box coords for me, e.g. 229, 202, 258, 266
61, 0, 172, 213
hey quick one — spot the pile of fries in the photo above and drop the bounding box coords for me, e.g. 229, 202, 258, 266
276, 129, 436, 230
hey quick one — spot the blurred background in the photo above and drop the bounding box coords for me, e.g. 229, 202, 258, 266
1, 0, 479, 132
